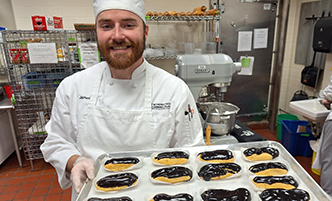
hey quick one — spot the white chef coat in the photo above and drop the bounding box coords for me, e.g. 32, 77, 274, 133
315, 75, 332, 196
40, 59, 204, 192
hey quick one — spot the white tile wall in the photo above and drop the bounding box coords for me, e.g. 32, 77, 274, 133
278, 0, 332, 117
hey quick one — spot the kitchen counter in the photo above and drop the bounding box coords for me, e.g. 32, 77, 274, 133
209, 120, 266, 145
0, 97, 22, 167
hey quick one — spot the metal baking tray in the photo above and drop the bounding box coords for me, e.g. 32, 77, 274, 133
76, 141, 331, 201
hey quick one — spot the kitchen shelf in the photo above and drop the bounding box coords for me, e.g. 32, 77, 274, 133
1, 29, 95, 170
146, 15, 221, 21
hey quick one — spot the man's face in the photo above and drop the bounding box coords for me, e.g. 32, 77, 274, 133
96, 9, 148, 70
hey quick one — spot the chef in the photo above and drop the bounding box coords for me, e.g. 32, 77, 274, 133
315, 75, 332, 197
40, 0, 204, 200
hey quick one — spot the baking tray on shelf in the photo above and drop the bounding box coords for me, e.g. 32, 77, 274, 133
76, 141, 331, 201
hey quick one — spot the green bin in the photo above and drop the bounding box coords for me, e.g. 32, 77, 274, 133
276, 113, 298, 141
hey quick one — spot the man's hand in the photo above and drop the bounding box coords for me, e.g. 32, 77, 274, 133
70, 156, 95, 194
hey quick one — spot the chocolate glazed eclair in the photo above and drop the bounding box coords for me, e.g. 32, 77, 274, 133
201, 188, 251, 201
249, 162, 288, 176
150, 193, 193, 201
252, 175, 298, 190
88, 197, 133, 201
198, 163, 241, 181
153, 151, 189, 165
259, 188, 310, 201
197, 149, 234, 163
95, 173, 138, 192
243, 147, 279, 161
104, 157, 140, 171
151, 166, 193, 183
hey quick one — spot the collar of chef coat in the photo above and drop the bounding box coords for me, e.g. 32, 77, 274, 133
97, 59, 147, 110
104, 59, 147, 83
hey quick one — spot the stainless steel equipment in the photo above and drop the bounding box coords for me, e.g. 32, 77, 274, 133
198, 102, 239, 135
174, 54, 241, 101
175, 54, 241, 136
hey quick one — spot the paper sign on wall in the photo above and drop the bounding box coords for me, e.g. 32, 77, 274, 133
237, 31, 252, 52
238, 56, 254, 76
78, 42, 100, 68
27, 43, 57, 63
254, 28, 268, 49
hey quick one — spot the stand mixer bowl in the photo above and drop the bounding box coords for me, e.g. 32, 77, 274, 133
198, 102, 240, 135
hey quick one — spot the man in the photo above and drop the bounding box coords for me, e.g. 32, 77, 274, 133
40, 0, 204, 199
317, 75, 332, 197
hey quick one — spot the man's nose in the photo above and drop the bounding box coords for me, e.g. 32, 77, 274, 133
111, 26, 125, 41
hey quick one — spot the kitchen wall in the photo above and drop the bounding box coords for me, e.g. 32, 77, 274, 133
9, 0, 209, 74
279, 0, 332, 118
6, 0, 332, 119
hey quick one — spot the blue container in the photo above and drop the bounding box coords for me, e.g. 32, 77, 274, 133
21, 72, 47, 89
281, 120, 315, 157
47, 72, 70, 87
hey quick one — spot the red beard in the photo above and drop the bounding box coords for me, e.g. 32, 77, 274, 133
98, 38, 145, 70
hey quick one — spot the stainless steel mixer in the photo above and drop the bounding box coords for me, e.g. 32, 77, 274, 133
175, 54, 241, 136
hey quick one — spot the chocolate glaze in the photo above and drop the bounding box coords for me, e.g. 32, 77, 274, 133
253, 175, 298, 188
260, 189, 310, 201
87, 197, 132, 201
198, 149, 233, 161
152, 193, 193, 201
201, 188, 251, 201
96, 173, 138, 188
249, 162, 288, 173
243, 147, 279, 159
151, 166, 192, 180
198, 163, 241, 181
154, 151, 189, 160
104, 157, 139, 165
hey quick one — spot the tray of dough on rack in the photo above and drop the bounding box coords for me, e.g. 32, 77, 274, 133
76, 141, 331, 201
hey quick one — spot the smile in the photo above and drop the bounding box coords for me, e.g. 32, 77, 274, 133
111, 46, 130, 50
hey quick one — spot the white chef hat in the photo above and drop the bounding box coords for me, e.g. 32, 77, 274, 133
93, 0, 146, 23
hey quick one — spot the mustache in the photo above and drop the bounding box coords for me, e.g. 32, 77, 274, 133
105, 41, 134, 49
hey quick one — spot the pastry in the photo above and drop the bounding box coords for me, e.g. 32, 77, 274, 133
259, 188, 310, 201
205, 9, 220, 16
197, 149, 234, 163
249, 162, 288, 176
193, 5, 207, 13
243, 147, 279, 161
104, 157, 140, 171
201, 188, 251, 201
252, 175, 298, 190
150, 193, 193, 201
198, 163, 241, 181
153, 151, 189, 165
88, 197, 132, 201
95, 173, 138, 192
151, 166, 192, 183
146, 11, 153, 16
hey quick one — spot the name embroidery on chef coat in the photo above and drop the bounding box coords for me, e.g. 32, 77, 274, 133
151, 103, 171, 110
79, 96, 91, 100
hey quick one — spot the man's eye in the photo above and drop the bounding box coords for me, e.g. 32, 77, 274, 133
102, 24, 111, 29
124, 24, 135, 28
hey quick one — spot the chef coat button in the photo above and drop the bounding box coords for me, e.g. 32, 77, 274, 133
132, 83, 138, 88
109, 82, 114, 86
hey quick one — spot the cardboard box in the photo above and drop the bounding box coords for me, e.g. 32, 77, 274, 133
31, 15, 63, 31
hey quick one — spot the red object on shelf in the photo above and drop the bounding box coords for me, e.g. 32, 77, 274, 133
4, 85, 13, 98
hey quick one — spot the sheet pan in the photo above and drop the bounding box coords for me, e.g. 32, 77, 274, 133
76, 141, 331, 201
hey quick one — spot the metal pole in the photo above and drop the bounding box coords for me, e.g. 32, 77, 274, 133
268, 0, 290, 130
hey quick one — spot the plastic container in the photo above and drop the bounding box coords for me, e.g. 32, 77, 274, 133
276, 113, 298, 141
311, 151, 321, 175
4, 85, 13, 98
46, 71, 70, 87
21, 72, 47, 89
281, 120, 315, 157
